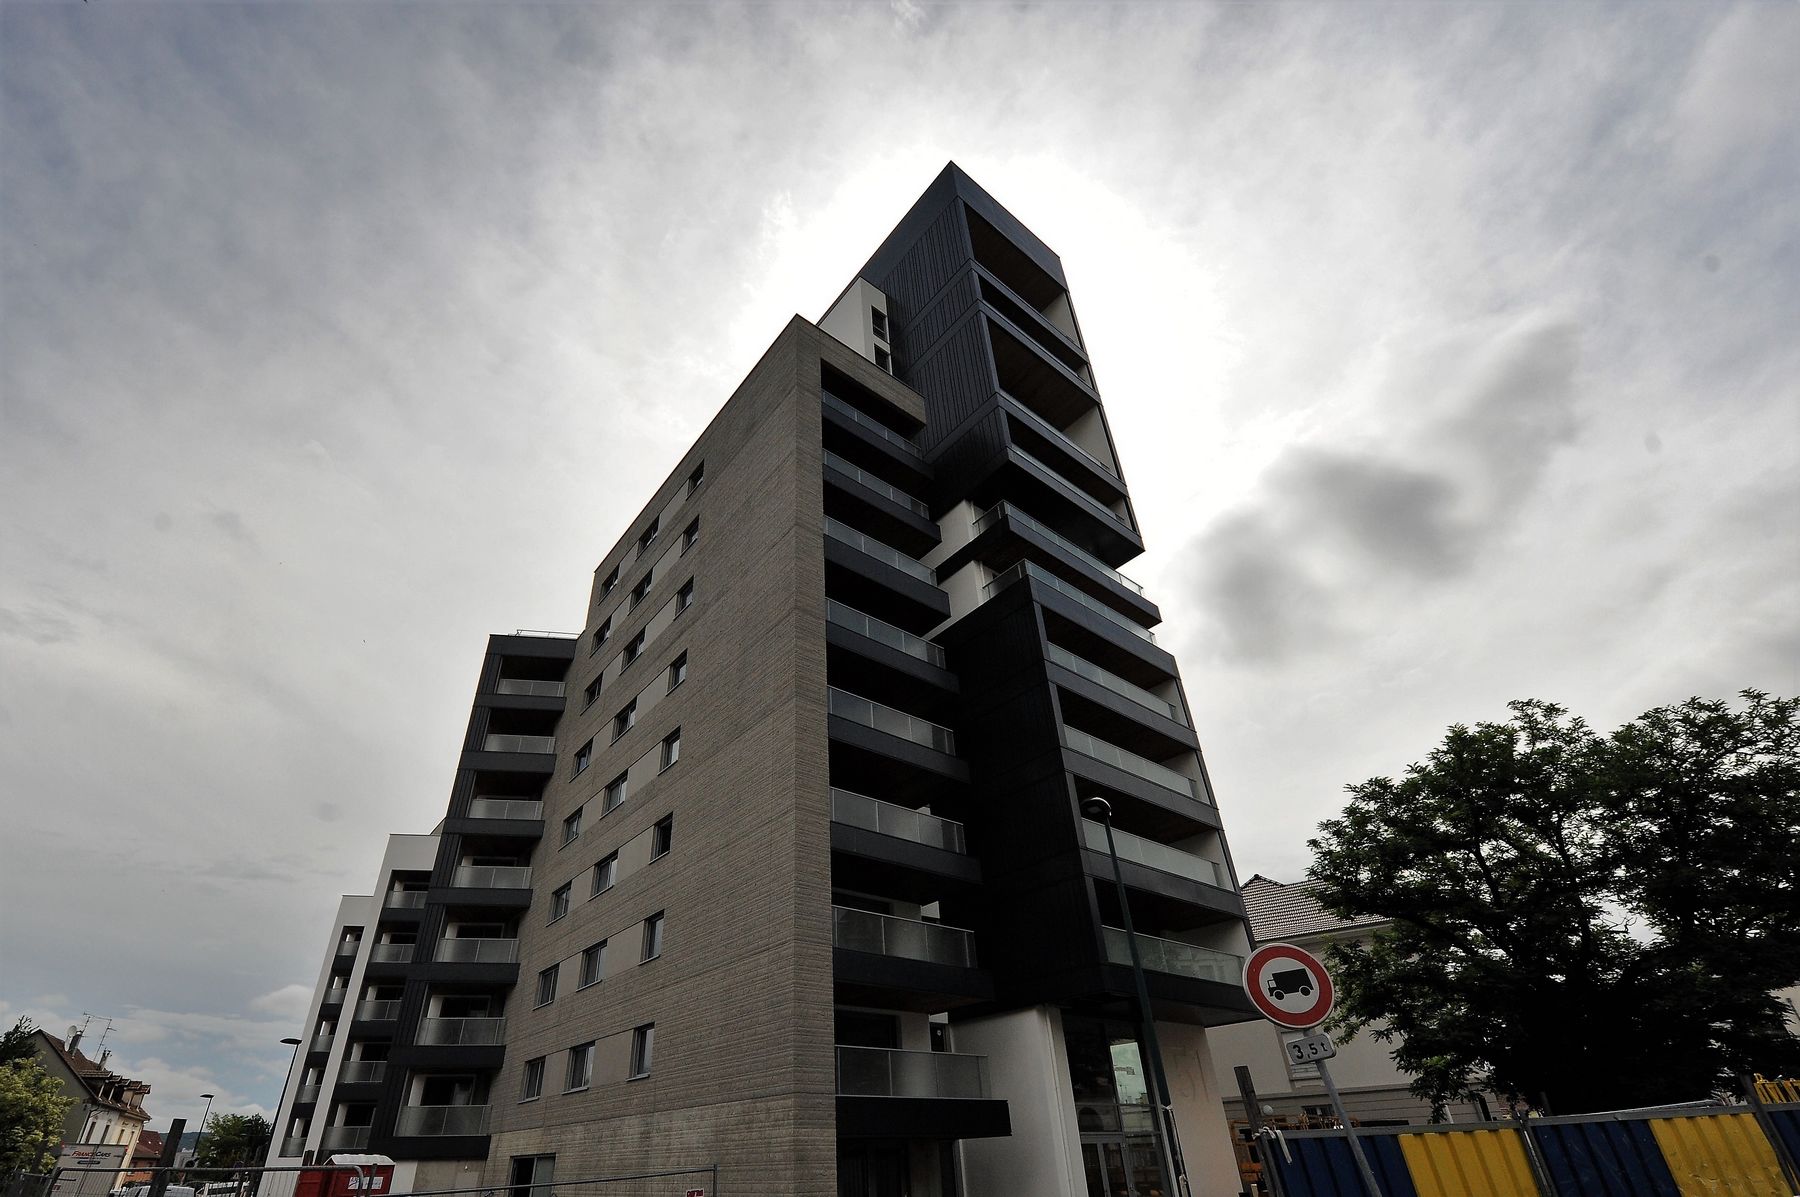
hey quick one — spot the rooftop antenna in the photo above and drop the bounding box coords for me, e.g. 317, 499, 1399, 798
91, 1016, 116, 1055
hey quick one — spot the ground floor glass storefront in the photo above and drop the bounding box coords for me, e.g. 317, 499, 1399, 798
1066, 1014, 1167, 1197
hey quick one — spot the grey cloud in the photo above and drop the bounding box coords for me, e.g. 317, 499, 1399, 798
0, 605, 79, 646
206, 505, 259, 550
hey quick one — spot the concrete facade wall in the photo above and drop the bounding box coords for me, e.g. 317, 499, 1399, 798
955, 1006, 1087, 1197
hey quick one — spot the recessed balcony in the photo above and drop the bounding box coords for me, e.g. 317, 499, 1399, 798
466, 797, 543, 821
1081, 821, 1225, 889
1047, 644, 1183, 723
480, 734, 555, 754
1103, 927, 1241, 985
416, 1017, 506, 1046
318, 1125, 369, 1152
334, 940, 361, 957
492, 678, 566, 698
394, 1105, 489, 1137
384, 891, 428, 909
833, 907, 975, 967
827, 601, 947, 669
354, 999, 400, 1022
983, 563, 1156, 643
832, 789, 965, 853
338, 1060, 387, 1084
451, 864, 531, 890
278, 1136, 307, 1158
434, 938, 520, 964
295, 1084, 321, 1104
973, 502, 1143, 597
825, 450, 930, 517
836, 1046, 989, 1099
828, 689, 955, 755
1063, 726, 1206, 804
308, 1033, 334, 1053
367, 944, 414, 964
824, 517, 935, 584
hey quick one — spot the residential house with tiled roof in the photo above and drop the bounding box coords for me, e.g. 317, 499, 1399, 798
33, 1028, 153, 1164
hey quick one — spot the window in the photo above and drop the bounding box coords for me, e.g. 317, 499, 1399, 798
871, 307, 888, 341
681, 518, 699, 553
602, 773, 628, 814
686, 461, 704, 495
582, 675, 602, 710
549, 883, 571, 923
572, 739, 593, 777
651, 815, 673, 860
590, 616, 611, 655
561, 808, 583, 846
629, 570, 654, 610
676, 578, 694, 613
519, 1058, 545, 1102
637, 518, 659, 554
578, 941, 605, 988
565, 1043, 593, 1092
629, 1024, 655, 1079
591, 852, 617, 895
613, 699, 637, 741
667, 653, 687, 692
874, 346, 892, 373
622, 629, 646, 668
534, 965, 558, 1008
660, 728, 681, 770
510, 1155, 554, 1197
642, 911, 664, 961
600, 565, 619, 596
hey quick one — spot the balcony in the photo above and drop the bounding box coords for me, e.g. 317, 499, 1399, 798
1047, 644, 1182, 722
319, 1125, 369, 1152
833, 907, 975, 968
309, 1033, 334, 1053
435, 938, 520, 964
295, 1084, 321, 1104
384, 891, 428, 909
278, 1136, 307, 1158
1103, 927, 1242, 985
824, 518, 934, 584
367, 944, 415, 964
466, 797, 543, 820
493, 678, 566, 697
1002, 391, 1117, 479
828, 688, 955, 754
1064, 727, 1205, 803
973, 502, 1143, 596
354, 999, 400, 1022
824, 450, 930, 516
321, 987, 348, 1006
1081, 821, 1226, 888
480, 734, 555, 754
416, 1017, 506, 1046
451, 864, 532, 889
832, 789, 965, 853
827, 600, 946, 668
984, 562, 1155, 643
836, 1046, 989, 1099
334, 941, 361, 957
394, 1105, 490, 1137
823, 391, 923, 458
338, 1060, 387, 1084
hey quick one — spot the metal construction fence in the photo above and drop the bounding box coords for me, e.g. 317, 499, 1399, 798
1259, 1101, 1800, 1197
1, 1164, 720, 1197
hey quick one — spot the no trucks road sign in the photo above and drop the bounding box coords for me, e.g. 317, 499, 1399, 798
1243, 942, 1335, 1029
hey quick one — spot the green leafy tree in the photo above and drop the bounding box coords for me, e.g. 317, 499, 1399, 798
195, 1113, 272, 1177
1308, 690, 1800, 1116
0, 1018, 37, 1066
0, 1057, 74, 1174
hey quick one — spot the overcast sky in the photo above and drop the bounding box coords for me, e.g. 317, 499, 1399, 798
3, 0, 1795, 1131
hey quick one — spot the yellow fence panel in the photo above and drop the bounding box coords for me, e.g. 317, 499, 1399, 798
1648, 1111, 1788, 1197
1398, 1127, 1539, 1197
1753, 1074, 1800, 1104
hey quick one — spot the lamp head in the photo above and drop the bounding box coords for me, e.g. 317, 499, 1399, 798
1080, 797, 1113, 820
280, 1038, 301, 1046
200, 1093, 214, 1100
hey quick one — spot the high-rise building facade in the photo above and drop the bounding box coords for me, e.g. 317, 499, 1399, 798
266, 165, 1257, 1197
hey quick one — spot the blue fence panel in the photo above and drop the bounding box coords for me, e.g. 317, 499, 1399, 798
1269, 1132, 1418, 1197
1530, 1119, 1681, 1197
1767, 1106, 1800, 1175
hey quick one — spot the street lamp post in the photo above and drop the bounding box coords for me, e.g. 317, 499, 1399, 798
1083, 796, 1193, 1197
190, 1094, 216, 1166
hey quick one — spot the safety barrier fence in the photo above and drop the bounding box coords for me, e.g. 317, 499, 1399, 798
9, 1161, 722, 1197
1257, 1100, 1800, 1197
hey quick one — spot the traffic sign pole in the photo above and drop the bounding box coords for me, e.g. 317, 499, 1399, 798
1314, 1050, 1385, 1197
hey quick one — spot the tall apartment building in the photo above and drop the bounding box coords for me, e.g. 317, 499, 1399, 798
266, 164, 1258, 1197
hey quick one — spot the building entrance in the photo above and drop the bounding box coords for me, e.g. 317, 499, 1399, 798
1080, 1137, 1165, 1197
836, 1144, 907, 1197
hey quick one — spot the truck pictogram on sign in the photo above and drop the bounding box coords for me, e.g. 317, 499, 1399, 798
1242, 942, 1335, 1029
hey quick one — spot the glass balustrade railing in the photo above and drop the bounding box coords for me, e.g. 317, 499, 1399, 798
1081, 820, 1226, 888
824, 518, 935, 583
830, 788, 966, 853
826, 601, 946, 667
434, 938, 520, 964
308, 1034, 334, 1053
1103, 927, 1242, 985
1001, 391, 1119, 478
982, 563, 1157, 643
367, 944, 414, 964
334, 941, 360, 956
319, 1126, 370, 1151
451, 864, 532, 889
1008, 443, 1131, 528
831, 906, 976, 967
972, 503, 1143, 595
338, 1060, 387, 1084
295, 1085, 320, 1103
278, 1136, 308, 1158
321, 988, 346, 1005
1063, 727, 1205, 803
481, 733, 556, 754
354, 999, 400, 1022
823, 392, 923, 456
1045, 644, 1182, 721
823, 451, 930, 516
417, 1017, 506, 1046
384, 891, 427, 909
835, 1046, 990, 1099
827, 688, 956, 754
493, 678, 566, 697
466, 797, 544, 821
394, 1105, 489, 1137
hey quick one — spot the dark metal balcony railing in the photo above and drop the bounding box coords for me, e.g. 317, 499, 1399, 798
394, 1105, 489, 1137
1081, 820, 1226, 888
1046, 643, 1181, 721
451, 864, 532, 889
319, 1126, 369, 1151
832, 906, 976, 967
824, 518, 935, 584
354, 999, 399, 1022
434, 937, 520, 964
480, 733, 556, 754
828, 688, 955, 754
826, 600, 947, 667
830, 788, 966, 854
494, 678, 567, 697
367, 944, 414, 964
982, 562, 1157, 643
416, 1016, 506, 1046
338, 1060, 387, 1084
1103, 927, 1242, 984
466, 797, 544, 821
824, 450, 930, 516
835, 1046, 990, 1099
1062, 726, 1206, 803
823, 392, 922, 456
972, 502, 1143, 595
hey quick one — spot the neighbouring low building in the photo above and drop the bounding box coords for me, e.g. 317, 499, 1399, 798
32, 1028, 153, 1161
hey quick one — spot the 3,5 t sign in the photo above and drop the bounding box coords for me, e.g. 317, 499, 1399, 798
1284, 1032, 1337, 1066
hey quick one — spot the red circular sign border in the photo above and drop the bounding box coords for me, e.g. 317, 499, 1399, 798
1243, 942, 1335, 1029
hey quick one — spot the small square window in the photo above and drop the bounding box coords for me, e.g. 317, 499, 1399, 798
676, 578, 694, 613
686, 462, 704, 495
590, 617, 610, 655
651, 815, 673, 860
520, 1057, 545, 1101
629, 1023, 655, 1079
572, 739, 593, 778
874, 346, 892, 373
642, 911, 664, 962
681, 519, 699, 553
578, 941, 605, 988
667, 653, 687, 693
561, 809, 583, 846
613, 700, 637, 741
549, 883, 571, 923
637, 518, 659, 554
629, 570, 653, 610
603, 773, 628, 813
600, 566, 619, 596
535, 965, 558, 1008
660, 728, 681, 771
582, 675, 602, 710
622, 629, 646, 668
591, 852, 618, 895
565, 1043, 593, 1092
871, 307, 888, 341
